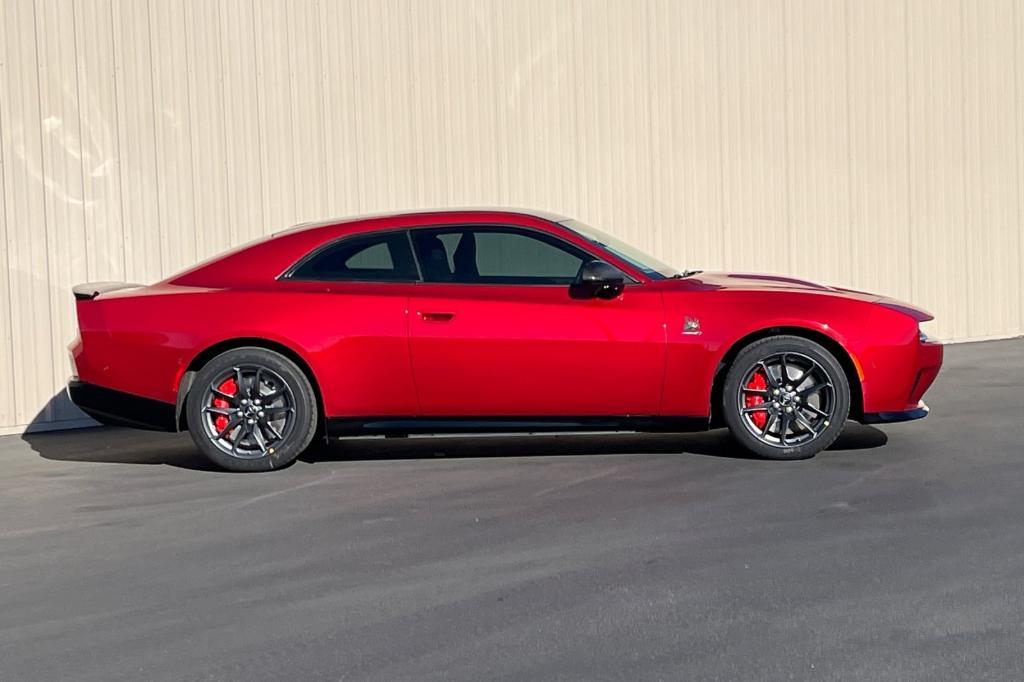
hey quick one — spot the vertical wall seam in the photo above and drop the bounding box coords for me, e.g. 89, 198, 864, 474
0, 2, 20, 421
958, 0, 970, 336
781, 0, 793, 276
144, 0, 165, 276
250, 0, 265, 230
315, 0, 328, 212
284, 5, 298, 216
568, 0, 582, 215
903, 0, 915, 300
252, 0, 270, 220
343, 0, 362, 212
402, 1, 422, 205
714, 0, 727, 266
31, 0, 57, 422
843, 0, 855, 285
644, 1, 658, 256
108, 0, 128, 280
181, 0, 198, 261
214, 4, 231, 242
71, 0, 90, 281
1014, 0, 1024, 329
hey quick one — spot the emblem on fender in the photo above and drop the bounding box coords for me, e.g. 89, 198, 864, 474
683, 317, 702, 335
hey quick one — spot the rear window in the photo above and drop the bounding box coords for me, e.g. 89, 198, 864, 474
289, 232, 418, 281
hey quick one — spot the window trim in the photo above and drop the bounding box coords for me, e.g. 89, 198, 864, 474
279, 222, 642, 287
279, 227, 422, 283
407, 223, 640, 287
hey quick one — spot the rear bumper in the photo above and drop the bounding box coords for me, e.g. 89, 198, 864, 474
67, 379, 177, 432
862, 401, 929, 424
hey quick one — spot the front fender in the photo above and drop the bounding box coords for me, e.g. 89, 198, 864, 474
658, 290, 886, 417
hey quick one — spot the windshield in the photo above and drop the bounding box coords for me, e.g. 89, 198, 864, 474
562, 219, 678, 279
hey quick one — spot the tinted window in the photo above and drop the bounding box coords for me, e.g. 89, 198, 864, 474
411, 227, 587, 284
290, 232, 418, 281
563, 218, 676, 279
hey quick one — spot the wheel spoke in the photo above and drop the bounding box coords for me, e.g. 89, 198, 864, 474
262, 406, 294, 416
232, 421, 252, 456
792, 365, 814, 387
210, 387, 236, 403
778, 412, 791, 445
802, 403, 829, 418
779, 353, 789, 384
252, 368, 264, 398
203, 406, 235, 417
794, 410, 818, 434
798, 382, 831, 399
262, 387, 286, 401
743, 404, 770, 414
756, 361, 778, 388
252, 423, 268, 455
216, 415, 242, 440
233, 367, 246, 398
760, 412, 777, 437
263, 420, 284, 441
741, 387, 770, 397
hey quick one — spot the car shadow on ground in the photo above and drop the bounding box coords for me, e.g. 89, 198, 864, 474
21, 422, 888, 471
302, 423, 888, 464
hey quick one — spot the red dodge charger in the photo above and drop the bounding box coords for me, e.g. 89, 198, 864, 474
68, 209, 943, 471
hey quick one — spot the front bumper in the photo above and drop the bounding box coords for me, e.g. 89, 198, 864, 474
68, 379, 177, 432
862, 401, 929, 424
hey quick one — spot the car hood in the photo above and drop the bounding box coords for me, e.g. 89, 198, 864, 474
681, 271, 880, 300
678, 271, 934, 320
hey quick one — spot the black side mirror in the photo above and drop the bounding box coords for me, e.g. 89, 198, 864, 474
570, 260, 625, 300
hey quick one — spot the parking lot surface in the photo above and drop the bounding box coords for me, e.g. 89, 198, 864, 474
1, 339, 1022, 681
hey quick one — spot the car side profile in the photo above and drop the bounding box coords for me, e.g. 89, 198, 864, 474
68, 209, 943, 471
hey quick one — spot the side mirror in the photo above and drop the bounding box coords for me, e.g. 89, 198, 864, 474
571, 260, 625, 300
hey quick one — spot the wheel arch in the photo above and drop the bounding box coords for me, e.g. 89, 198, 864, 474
709, 326, 864, 427
176, 337, 325, 433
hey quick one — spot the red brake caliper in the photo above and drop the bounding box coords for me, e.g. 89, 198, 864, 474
212, 378, 238, 433
744, 370, 769, 429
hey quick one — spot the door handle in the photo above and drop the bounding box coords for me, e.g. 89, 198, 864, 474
420, 311, 455, 322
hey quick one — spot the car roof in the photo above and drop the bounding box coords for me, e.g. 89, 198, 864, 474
166, 207, 593, 289
275, 207, 570, 236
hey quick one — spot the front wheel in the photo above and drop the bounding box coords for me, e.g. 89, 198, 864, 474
722, 335, 851, 460
186, 347, 318, 472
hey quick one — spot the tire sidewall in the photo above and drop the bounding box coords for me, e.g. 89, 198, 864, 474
186, 347, 318, 472
723, 336, 851, 460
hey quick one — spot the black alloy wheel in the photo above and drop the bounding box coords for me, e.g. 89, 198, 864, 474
723, 335, 851, 460
186, 347, 318, 471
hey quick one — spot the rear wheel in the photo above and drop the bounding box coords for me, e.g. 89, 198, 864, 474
722, 335, 850, 460
186, 347, 318, 471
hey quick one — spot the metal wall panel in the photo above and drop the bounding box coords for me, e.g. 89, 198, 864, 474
0, 0, 1022, 432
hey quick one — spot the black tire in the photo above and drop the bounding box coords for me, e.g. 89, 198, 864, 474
722, 335, 850, 460
186, 347, 318, 472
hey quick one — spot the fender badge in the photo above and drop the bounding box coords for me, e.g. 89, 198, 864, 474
683, 317, 702, 335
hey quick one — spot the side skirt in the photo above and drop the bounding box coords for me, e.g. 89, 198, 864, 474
326, 416, 710, 438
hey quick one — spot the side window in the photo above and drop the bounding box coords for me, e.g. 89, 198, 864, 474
411, 227, 588, 285
289, 232, 418, 281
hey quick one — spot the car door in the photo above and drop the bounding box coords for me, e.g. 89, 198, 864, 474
406, 225, 666, 417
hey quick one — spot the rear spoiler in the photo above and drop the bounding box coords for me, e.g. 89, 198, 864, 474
72, 282, 144, 301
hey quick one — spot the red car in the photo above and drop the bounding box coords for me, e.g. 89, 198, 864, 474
68, 209, 943, 471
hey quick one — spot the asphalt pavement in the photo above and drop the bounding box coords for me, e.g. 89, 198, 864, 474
1, 339, 1022, 681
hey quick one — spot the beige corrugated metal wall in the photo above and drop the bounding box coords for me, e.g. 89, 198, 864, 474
1, 0, 1022, 433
